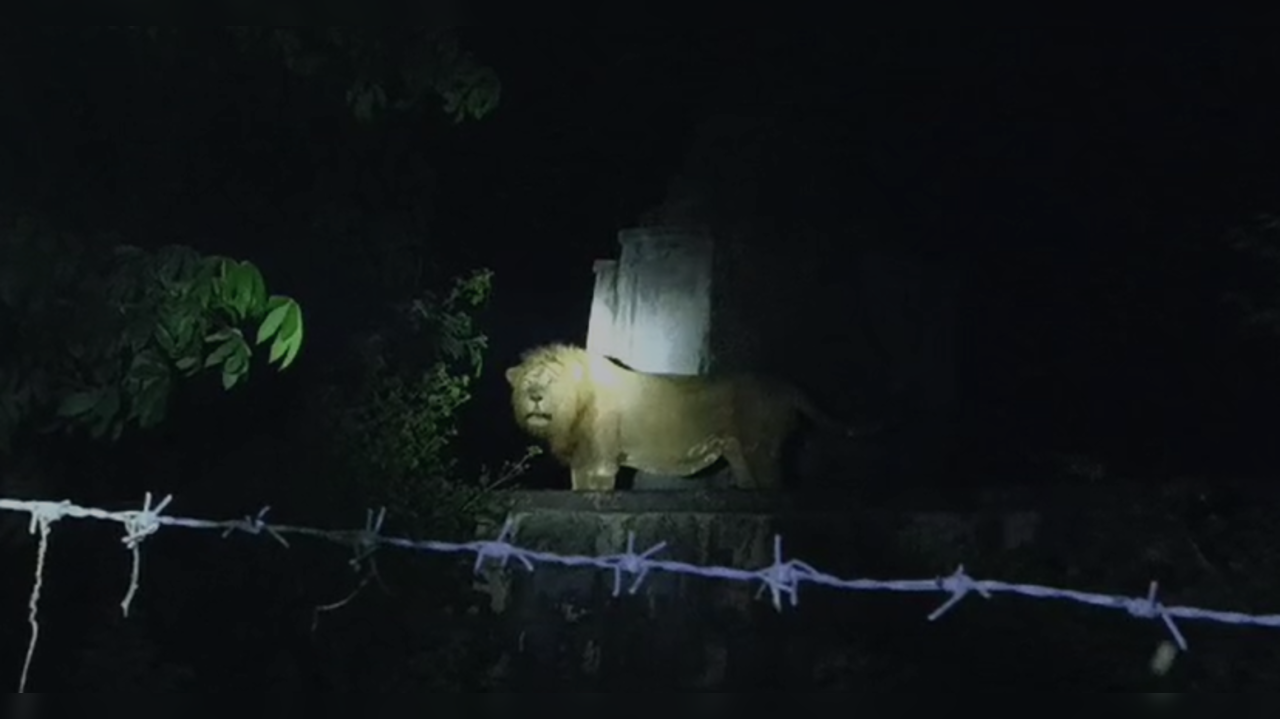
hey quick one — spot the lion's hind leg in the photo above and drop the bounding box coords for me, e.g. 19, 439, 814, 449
722, 437, 783, 490
721, 437, 754, 489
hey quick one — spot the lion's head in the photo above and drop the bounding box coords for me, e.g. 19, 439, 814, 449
504, 344, 597, 455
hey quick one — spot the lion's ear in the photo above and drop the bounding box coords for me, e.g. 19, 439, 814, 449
504, 367, 519, 385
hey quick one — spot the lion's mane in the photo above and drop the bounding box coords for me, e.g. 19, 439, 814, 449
504, 343, 850, 491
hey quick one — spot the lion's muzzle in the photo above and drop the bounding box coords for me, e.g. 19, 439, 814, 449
523, 412, 552, 428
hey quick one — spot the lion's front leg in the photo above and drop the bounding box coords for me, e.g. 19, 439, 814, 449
567, 424, 621, 491
570, 461, 620, 491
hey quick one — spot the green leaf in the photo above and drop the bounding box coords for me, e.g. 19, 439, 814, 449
133, 377, 170, 428
256, 298, 291, 345
268, 323, 303, 369
221, 369, 241, 390
57, 390, 102, 418
278, 299, 301, 339
204, 337, 240, 368
266, 299, 304, 370
248, 265, 268, 311
204, 327, 239, 344
96, 387, 121, 420
190, 259, 219, 308
278, 335, 301, 368
222, 346, 248, 376
155, 323, 178, 356
87, 387, 122, 439
220, 260, 267, 320
128, 350, 168, 382
156, 245, 199, 289
268, 334, 287, 364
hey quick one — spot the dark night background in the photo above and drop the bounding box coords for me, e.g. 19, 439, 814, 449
4, 19, 1280, 694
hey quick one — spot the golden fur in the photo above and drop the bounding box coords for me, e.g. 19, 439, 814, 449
504, 343, 854, 491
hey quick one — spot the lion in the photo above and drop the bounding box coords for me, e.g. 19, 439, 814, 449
504, 343, 864, 491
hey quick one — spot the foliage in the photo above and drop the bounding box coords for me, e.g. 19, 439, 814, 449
0, 214, 304, 451
315, 268, 527, 535
107, 26, 501, 125
301, 266, 540, 691
0, 25, 511, 692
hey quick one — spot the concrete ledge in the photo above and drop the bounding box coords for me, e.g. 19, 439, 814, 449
504, 488, 796, 515
505, 477, 1280, 516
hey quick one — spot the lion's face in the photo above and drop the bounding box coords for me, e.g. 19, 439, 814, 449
504, 354, 586, 438
507, 366, 555, 430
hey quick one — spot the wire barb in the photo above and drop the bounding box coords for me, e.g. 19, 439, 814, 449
222, 505, 289, 547
928, 564, 991, 621
604, 532, 666, 597
472, 517, 534, 574
1123, 581, 1188, 650
345, 507, 387, 571
119, 492, 171, 549
753, 535, 820, 610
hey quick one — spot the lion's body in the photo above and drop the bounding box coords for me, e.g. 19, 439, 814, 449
504, 343, 852, 491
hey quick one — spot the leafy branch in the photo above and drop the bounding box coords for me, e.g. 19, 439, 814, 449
0, 216, 304, 450
316, 268, 513, 533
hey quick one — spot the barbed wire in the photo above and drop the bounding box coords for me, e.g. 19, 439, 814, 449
3, 492, 1279, 692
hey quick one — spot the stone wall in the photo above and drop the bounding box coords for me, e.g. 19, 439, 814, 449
473, 488, 1041, 689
